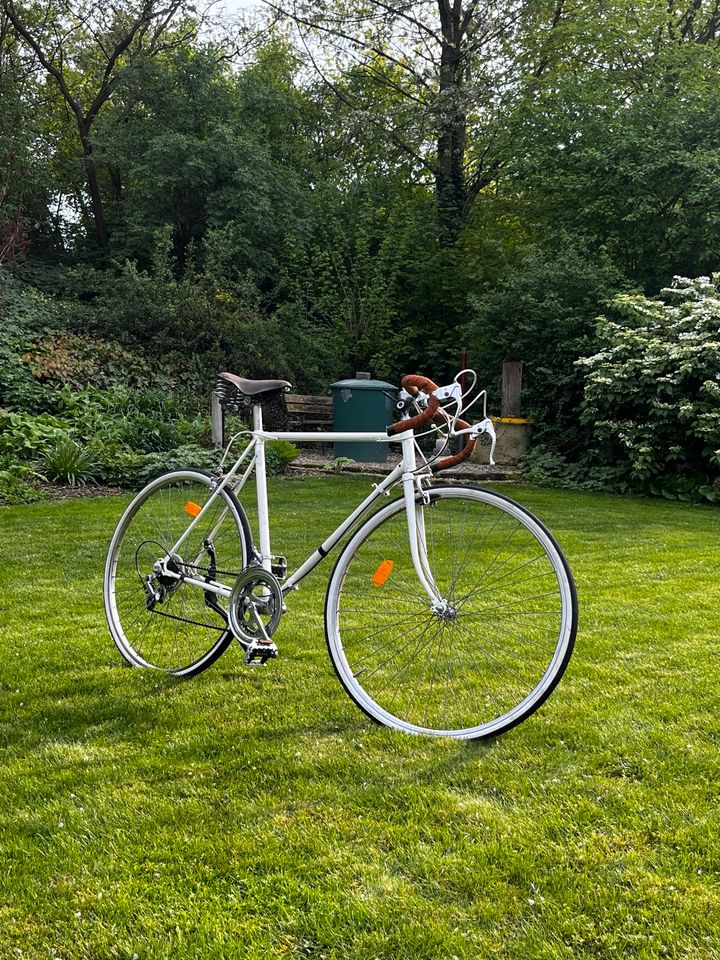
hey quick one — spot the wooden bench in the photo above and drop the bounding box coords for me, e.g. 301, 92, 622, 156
211, 391, 332, 447
284, 394, 332, 431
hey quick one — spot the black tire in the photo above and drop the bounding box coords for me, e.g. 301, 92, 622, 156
104, 469, 252, 677
324, 485, 578, 739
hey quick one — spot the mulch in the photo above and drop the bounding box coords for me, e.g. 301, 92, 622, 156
36, 482, 126, 501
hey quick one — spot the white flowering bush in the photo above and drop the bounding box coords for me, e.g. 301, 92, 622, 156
577, 276, 720, 501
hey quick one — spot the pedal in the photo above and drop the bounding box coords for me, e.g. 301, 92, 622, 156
243, 639, 279, 666
270, 555, 287, 579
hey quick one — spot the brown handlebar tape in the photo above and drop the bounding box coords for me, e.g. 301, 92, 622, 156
386, 374, 440, 437
431, 417, 476, 473
387, 375, 476, 472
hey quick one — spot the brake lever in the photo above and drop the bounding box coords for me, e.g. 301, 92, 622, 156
454, 417, 496, 466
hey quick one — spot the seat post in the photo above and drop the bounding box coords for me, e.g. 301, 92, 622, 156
252, 402, 272, 571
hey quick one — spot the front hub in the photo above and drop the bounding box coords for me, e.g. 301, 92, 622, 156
431, 599, 458, 622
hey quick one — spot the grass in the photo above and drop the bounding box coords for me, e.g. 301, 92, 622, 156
1, 474, 719, 959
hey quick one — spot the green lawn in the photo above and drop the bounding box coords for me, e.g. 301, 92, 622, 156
1, 476, 719, 959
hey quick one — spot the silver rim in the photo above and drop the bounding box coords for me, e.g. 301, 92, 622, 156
325, 487, 576, 739
104, 470, 248, 674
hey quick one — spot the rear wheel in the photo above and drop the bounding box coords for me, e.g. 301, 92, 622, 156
104, 470, 251, 676
324, 485, 577, 739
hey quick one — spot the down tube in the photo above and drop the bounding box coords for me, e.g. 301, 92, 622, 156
283, 462, 406, 590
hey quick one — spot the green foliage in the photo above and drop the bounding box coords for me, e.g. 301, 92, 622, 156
56, 385, 207, 453
520, 448, 630, 493
21, 330, 150, 391
37, 438, 99, 487
5, 3, 720, 499
137, 444, 222, 484
0, 411, 69, 457
0, 456, 43, 505
88, 442, 145, 487
324, 456, 355, 474
0, 348, 51, 413
577, 275, 720, 501
264, 440, 300, 476
464, 246, 628, 451
507, 64, 720, 292
0, 270, 57, 411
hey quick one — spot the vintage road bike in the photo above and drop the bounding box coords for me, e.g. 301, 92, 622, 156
104, 370, 578, 740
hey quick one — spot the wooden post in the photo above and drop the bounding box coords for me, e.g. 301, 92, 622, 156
211, 391, 224, 448
501, 362, 523, 418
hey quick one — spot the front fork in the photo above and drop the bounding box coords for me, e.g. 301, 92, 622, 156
400, 438, 443, 608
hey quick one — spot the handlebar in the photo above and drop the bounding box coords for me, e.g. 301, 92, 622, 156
387, 374, 477, 473
386, 374, 440, 437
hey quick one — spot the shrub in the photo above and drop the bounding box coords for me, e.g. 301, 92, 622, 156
0, 345, 54, 412
56, 386, 208, 453
38, 439, 99, 487
137, 444, 222, 484
0, 411, 70, 458
577, 275, 720, 502
0, 268, 58, 412
464, 246, 628, 453
21, 331, 150, 391
89, 442, 146, 487
520, 448, 630, 493
0, 458, 44, 505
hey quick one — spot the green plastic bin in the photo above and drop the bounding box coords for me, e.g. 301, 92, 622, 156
331, 372, 396, 462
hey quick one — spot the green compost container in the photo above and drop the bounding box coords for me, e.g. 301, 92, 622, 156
331, 372, 396, 462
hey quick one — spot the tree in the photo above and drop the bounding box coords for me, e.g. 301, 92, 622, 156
493, 16, 720, 289
262, 0, 500, 242
1, 0, 199, 247
0, 8, 32, 265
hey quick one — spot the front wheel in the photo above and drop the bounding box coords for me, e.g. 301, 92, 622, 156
104, 469, 252, 676
324, 485, 578, 739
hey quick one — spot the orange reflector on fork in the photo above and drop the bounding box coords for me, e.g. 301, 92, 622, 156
184, 501, 202, 518
372, 559, 394, 587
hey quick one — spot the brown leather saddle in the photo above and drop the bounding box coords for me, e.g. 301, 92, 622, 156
216, 372, 292, 408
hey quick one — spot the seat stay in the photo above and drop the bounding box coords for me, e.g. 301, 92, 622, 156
187, 455, 258, 570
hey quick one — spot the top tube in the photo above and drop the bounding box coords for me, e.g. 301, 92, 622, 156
253, 430, 404, 443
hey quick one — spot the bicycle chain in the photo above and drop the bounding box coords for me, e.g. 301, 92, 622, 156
146, 560, 242, 631
174, 560, 243, 578
148, 607, 228, 631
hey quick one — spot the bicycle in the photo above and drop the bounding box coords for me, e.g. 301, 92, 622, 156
104, 370, 578, 740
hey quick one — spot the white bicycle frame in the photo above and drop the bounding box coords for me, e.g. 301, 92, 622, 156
160, 403, 444, 604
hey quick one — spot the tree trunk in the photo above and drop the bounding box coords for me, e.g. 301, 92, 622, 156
435, 3, 467, 244
109, 164, 123, 203
79, 124, 109, 247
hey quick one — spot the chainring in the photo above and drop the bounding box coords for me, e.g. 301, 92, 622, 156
228, 565, 284, 644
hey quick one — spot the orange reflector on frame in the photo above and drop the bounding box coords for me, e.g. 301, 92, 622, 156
184, 501, 202, 518
372, 559, 394, 587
